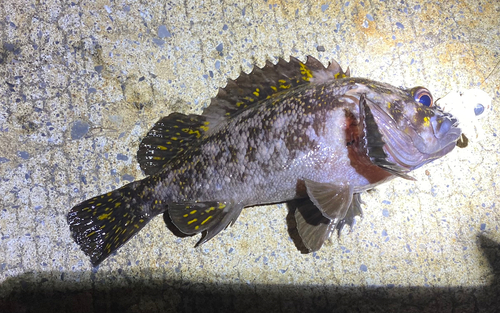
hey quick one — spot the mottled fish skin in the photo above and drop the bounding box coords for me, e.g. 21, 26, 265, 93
68, 56, 461, 266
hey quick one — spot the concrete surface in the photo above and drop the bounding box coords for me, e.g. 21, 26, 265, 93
1, 0, 499, 312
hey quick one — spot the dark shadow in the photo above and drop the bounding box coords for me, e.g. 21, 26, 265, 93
1, 234, 499, 313
286, 199, 314, 253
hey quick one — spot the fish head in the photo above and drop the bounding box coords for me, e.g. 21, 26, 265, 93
358, 83, 462, 173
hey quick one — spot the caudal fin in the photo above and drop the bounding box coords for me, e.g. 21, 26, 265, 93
67, 181, 156, 266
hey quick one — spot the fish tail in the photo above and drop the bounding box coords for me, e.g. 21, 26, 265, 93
67, 180, 159, 266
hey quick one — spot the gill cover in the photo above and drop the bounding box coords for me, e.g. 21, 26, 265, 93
363, 91, 461, 172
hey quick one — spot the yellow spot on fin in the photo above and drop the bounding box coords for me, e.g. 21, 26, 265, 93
300, 62, 313, 81
98, 212, 112, 220
67, 183, 154, 266
168, 200, 241, 241
137, 112, 210, 176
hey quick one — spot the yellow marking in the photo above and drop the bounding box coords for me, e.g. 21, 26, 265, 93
107, 192, 112, 196
206, 206, 215, 213
114, 202, 121, 208
190, 210, 197, 215
98, 213, 111, 220
200, 125, 209, 131
236, 101, 244, 107
134, 224, 139, 229
171, 137, 178, 140
87, 231, 96, 237
201, 215, 213, 225
253, 88, 260, 97
188, 218, 198, 225
299, 62, 313, 81
190, 129, 201, 138
270, 86, 277, 92
139, 219, 144, 223
218, 203, 226, 209
195, 226, 199, 230
334, 72, 347, 79
158, 145, 167, 150
277, 79, 291, 89
423, 116, 430, 127
183, 214, 189, 218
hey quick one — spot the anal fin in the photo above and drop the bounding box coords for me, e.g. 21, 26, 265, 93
168, 200, 243, 246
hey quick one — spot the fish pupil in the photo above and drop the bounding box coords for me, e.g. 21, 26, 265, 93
418, 94, 432, 107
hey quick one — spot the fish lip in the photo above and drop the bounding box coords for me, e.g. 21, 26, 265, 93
432, 112, 461, 140
422, 113, 461, 160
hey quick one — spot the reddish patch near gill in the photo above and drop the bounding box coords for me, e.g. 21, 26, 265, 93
344, 110, 393, 184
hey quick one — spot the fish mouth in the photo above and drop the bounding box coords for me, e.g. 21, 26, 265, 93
432, 112, 460, 140
430, 112, 462, 155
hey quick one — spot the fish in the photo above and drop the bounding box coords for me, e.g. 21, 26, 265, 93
67, 56, 462, 266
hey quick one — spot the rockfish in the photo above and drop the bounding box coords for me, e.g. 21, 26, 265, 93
68, 56, 461, 266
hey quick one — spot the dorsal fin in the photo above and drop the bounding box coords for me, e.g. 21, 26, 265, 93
202, 56, 350, 130
137, 112, 209, 176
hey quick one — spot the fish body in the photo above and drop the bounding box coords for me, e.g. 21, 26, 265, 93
68, 56, 461, 266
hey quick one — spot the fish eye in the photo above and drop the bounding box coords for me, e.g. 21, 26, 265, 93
411, 87, 433, 107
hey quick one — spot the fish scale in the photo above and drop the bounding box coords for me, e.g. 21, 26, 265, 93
68, 56, 461, 266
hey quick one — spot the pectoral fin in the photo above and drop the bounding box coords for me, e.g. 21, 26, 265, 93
304, 179, 353, 221
294, 180, 355, 252
168, 201, 243, 246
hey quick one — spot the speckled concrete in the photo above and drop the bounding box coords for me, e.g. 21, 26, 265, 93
1, 0, 499, 312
